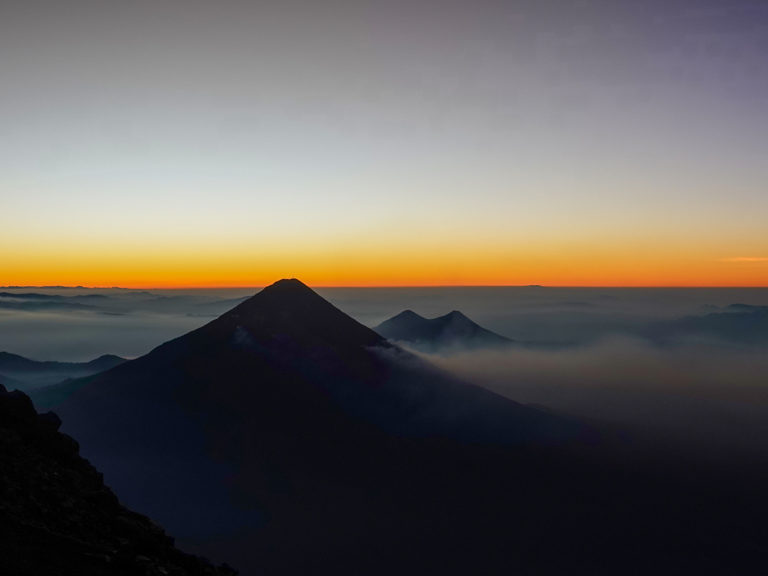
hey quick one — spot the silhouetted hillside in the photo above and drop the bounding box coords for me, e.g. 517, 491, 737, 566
0, 384, 236, 575
0, 352, 126, 390
375, 309, 513, 352
51, 280, 768, 575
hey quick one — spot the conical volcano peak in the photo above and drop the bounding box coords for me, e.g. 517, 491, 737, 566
216, 278, 385, 349
392, 309, 425, 321
225, 278, 324, 314
237, 278, 330, 311
438, 311, 489, 333
249, 278, 319, 300
264, 278, 311, 291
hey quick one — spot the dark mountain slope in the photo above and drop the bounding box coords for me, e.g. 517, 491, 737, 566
53, 280, 768, 575
375, 309, 513, 352
0, 384, 236, 575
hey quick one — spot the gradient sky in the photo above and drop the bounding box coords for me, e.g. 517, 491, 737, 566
2, 0, 767, 287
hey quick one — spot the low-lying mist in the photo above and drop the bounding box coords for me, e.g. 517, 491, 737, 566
3, 285, 768, 465
420, 338, 768, 461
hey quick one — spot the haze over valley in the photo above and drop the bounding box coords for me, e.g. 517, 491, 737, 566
3, 280, 768, 574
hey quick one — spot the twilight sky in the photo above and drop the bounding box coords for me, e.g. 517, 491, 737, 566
1, 0, 767, 287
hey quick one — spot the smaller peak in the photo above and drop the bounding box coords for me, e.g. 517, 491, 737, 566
400, 309, 421, 317
0, 351, 30, 363
437, 310, 477, 327
446, 310, 469, 319
391, 310, 426, 321
93, 354, 122, 360
87, 354, 127, 368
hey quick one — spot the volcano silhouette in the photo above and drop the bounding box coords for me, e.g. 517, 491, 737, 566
51, 279, 766, 575
375, 309, 513, 351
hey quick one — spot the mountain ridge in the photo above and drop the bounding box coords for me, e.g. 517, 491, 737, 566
375, 308, 513, 352
0, 352, 127, 391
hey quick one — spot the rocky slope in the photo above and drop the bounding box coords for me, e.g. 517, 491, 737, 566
0, 383, 236, 576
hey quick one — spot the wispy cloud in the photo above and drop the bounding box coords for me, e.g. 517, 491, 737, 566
720, 257, 768, 263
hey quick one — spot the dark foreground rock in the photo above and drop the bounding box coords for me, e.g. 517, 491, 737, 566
0, 384, 237, 576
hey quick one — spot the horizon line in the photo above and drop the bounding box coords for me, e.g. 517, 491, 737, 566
3, 283, 768, 290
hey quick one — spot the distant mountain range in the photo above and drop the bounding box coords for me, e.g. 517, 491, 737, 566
0, 291, 108, 300
375, 309, 513, 352
0, 352, 126, 390
0, 291, 112, 312
648, 303, 768, 345
40, 279, 767, 574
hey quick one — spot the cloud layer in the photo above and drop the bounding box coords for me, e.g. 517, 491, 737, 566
422, 338, 768, 461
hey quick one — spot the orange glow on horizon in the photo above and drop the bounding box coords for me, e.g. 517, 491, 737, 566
4, 188, 768, 289
3, 247, 768, 289
3, 224, 768, 289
